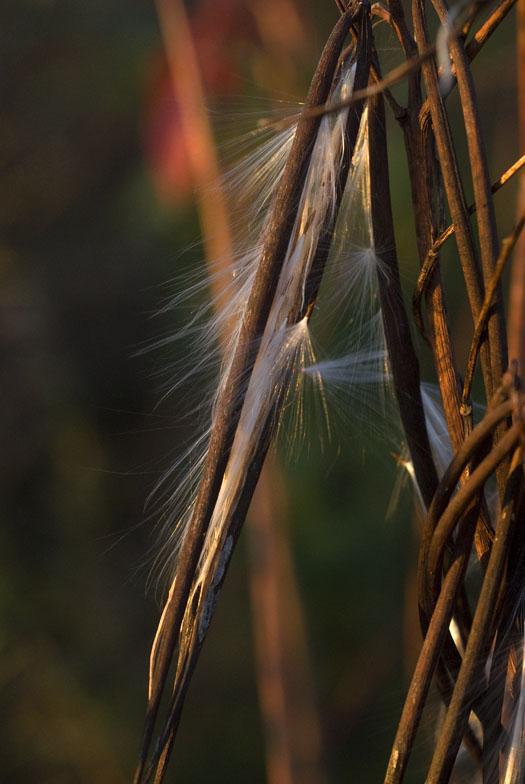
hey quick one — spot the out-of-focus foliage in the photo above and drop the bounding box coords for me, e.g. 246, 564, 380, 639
0, 1, 517, 782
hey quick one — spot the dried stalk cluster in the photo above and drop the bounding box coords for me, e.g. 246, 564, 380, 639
136, 0, 525, 781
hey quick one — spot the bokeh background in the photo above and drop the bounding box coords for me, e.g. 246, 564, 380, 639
1, 1, 518, 782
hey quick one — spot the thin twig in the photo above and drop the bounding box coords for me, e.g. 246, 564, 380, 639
394, 0, 472, 467
303, 46, 434, 120
413, 156, 525, 343
426, 446, 524, 783
419, 0, 517, 124
508, 0, 525, 376
432, 0, 508, 399
466, 0, 517, 60
417, 397, 514, 616
463, 216, 525, 407
425, 425, 520, 616
384, 510, 477, 783
368, 89, 439, 508
413, 0, 494, 401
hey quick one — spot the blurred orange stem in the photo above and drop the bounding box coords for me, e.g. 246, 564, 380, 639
155, 0, 233, 304
249, 457, 325, 784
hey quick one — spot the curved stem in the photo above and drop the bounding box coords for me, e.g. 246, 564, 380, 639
426, 447, 524, 783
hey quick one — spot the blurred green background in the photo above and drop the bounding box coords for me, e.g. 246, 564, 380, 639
1, 1, 518, 782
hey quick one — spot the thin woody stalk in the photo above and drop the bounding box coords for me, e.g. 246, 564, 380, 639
393, 12, 468, 452
367, 90, 438, 508
413, 0, 495, 403
133, 11, 357, 780
385, 10, 481, 611
384, 514, 477, 784
366, 90, 479, 783
508, 0, 525, 375
156, 3, 325, 780
147, 18, 373, 781
413, 154, 525, 343
426, 446, 524, 783
136, 6, 374, 781
385, 399, 516, 783
389, 0, 489, 742
431, 0, 508, 394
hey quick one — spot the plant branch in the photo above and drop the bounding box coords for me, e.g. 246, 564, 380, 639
134, 10, 358, 780
384, 509, 477, 783
426, 446, 524, 783
138, 7, 373, 781
368, 89, 439, 509
432, 0, 508, 394
304, 46, 435, 120
508, 0, 525, 377
463, 216, 525, 407
466, 0, 517, 60
419, 0, 517, 125
413, 155, 525, 340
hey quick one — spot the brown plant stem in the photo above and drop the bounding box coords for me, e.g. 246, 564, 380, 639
508, 0, 525, 376
413, 0, 493, 401
385, 395, 516, 782
386, 0, 476, 471
431, 0, 508, 393
424, 424, 520, 616
463, 217, 525, 407
466, 0, 517, 61
417, 399, 513, 612
368, 90, 439, 508
139, 7, 374, 781
151, 4, 326, 782
134, 9, 357, 781
413, 154, 525, 343
426, 447, 524, 783
419, 0, 517, 125
388, 0, 486, 736
384, 508, 477, 783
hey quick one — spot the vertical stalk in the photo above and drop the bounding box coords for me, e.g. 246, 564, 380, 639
135, 11, 357, 780
413, 0, 495, 401
155, 5, 326, 782
432, 0, 508, 394
368, 90, 439, 508
138, 8, 375, 780
508, 0, 525, 375
426, 446, 523, 783
397, 48, 467, 451
248, 459, 325, 784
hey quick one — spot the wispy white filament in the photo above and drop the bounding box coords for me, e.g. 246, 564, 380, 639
420, 383, 453, 478
184, 60, 358, 626
151, 58, 379, 701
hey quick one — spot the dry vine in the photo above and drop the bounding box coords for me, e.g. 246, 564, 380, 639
135, 0, 525, 781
